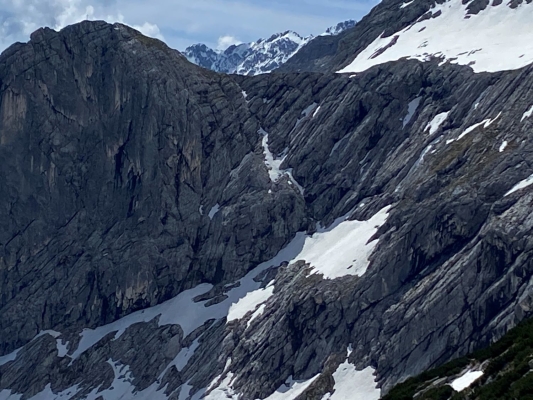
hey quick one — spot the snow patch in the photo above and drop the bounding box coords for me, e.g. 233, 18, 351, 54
499, 140, 508, 152
338, 0, 533, 74
312, 105, 321, 118
294, 206, 391, 279
208, 204, 220, 219
321, 348, 380, 400
56, 338, 69, 358
204, 373, 321, 400
260, 129, 304, 193
522, 105, 533, 121
261, 129, 285, 181
263, 375, 321, 400
0, 348, 20, 367
403, 97, 422, 128
224, 233, 307, 324
0, 330, 70, 366
23, 384, 80, 400
168, 338, 201, 372
302, 103, 318, 118
228, 284, 274, 322
451, 370, 484, 392
247, 304, 267, 327
205, 373, 239, 399
80, 360, 168, 400
505, 174, 533, 196
0, 390, 22, 400
70, 283, 217, 360
65, 225, 307, 366
178, 383, 194, 400
425, 111, 450, 134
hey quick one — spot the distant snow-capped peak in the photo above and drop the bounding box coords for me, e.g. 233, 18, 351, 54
184, 20, 356, 75
322, 20, 357, 36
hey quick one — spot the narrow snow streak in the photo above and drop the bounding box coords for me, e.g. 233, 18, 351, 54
260, 129, 304, 193
338, 0, 533, 74
450, 371, 484, 392
499, 140, 508, 152
24, 384, 80, 400
301, 103, 318, 118
447, 113, 500, 144
400, 0, 415, 8
208, 204, 220, 219
260, 129, 285, 181
247, 304, 266, 327
505, 174, 533, 196
522, 105, 533, 121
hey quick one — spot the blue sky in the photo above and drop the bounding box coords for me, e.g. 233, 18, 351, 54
0, 0, 379, 52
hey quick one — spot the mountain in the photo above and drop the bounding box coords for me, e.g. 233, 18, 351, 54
321, 20, 357, 36
1, 0, 533, 399
183, 20, 355, 75
280, 0, 533, 73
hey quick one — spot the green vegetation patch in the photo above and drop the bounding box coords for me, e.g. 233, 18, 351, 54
383, 316, 533, 400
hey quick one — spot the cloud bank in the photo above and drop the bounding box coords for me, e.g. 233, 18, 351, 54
0, 0, 376, 53
0, 0, 163, 51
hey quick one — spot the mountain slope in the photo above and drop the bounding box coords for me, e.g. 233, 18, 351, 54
1, 3, 533, 400
184, 21, 355, 75
338, 0, 533, 74
279, 0, 533, 74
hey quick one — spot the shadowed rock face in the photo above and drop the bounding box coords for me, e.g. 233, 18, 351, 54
0, 21, 307, 354
1, 15, 533, 400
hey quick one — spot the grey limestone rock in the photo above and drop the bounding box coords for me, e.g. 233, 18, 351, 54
2, 15, 533, 400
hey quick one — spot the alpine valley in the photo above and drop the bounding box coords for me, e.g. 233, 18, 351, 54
1, 0, 533, 399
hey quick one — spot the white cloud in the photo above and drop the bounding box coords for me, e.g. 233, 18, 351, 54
0, 0, 163, 52
0, 0, 373, 53
216, 35, 241, 50
130, 22, 164, 40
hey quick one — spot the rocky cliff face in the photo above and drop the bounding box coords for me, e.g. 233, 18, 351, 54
0, 20, 307, 358
1, 1, 533, 399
